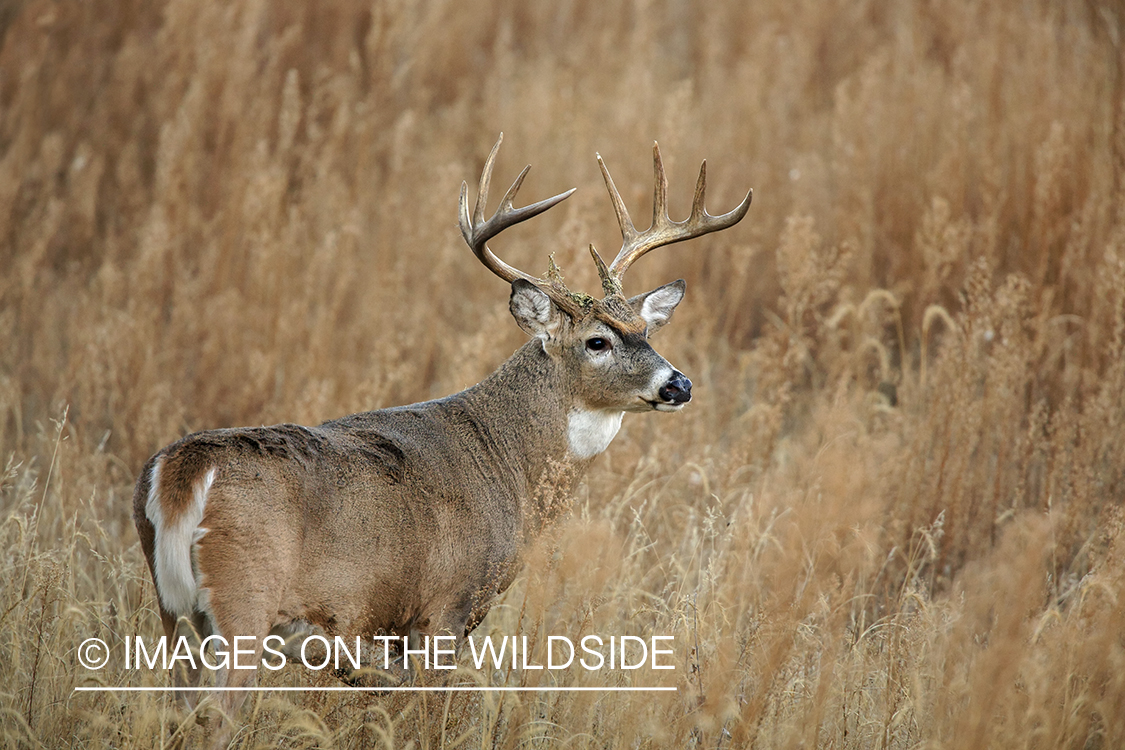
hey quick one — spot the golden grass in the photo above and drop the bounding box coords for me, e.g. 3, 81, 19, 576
3, 0, 1125, 746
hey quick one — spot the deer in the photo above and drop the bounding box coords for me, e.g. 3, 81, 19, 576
132, 134, 751, 741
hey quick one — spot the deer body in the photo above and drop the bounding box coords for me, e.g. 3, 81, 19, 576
136, 338, 608, 646
133, 135, 750, 742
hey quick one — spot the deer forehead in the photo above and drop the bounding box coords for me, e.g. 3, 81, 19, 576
590, 296, 646, 335
560, 303, 646, 345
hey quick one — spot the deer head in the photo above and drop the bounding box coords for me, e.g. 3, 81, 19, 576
459, 134, 752, 439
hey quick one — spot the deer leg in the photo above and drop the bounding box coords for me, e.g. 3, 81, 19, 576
197, 593, 274, 750
415, 603, 475, 679
171, 610, 213, 711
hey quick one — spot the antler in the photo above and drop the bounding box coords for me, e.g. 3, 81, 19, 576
459, 133, 584, 316
591, 142, 753, 296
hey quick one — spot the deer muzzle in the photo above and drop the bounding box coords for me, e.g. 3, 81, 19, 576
658, 372, 692, 406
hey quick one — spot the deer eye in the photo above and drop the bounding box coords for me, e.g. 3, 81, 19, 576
586, 337, 611, 352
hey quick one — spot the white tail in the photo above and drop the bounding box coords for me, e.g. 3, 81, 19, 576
144, 459, 214, 618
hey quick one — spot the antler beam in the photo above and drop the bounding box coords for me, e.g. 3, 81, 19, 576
459, 133, 583, 316
592, 142, 753, 296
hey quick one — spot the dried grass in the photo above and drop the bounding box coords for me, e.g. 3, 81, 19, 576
2, 0, 1124, 747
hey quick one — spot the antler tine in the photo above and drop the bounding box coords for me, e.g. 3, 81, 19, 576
686, 158, 754, 233
651, 142, 669, 234
596, 151, 638, 244
691, 159, 707, 222
458, 133, 582, 314
601, 142, 753, 290
469, 133, 502, 229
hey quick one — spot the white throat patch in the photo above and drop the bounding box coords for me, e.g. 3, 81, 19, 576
567, 409, 624, 459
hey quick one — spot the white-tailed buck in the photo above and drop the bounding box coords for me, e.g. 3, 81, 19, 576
133, 135, 751, 738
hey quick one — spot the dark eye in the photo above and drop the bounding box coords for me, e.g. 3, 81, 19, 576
586, 337, 611, 352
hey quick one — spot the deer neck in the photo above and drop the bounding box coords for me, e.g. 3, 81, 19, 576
454, 339, 619, 529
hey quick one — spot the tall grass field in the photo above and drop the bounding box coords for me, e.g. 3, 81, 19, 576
2, 0, 1125, 746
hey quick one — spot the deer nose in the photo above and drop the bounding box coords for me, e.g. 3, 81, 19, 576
658, 373, 692, 404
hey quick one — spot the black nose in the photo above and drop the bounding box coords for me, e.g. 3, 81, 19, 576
658, 373, 692, 404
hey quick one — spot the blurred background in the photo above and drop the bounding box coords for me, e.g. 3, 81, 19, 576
2, 0, 1124, 747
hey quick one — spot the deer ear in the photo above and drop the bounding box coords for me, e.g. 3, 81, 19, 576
510, 279, 563, 340
628, 279, 685, 335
